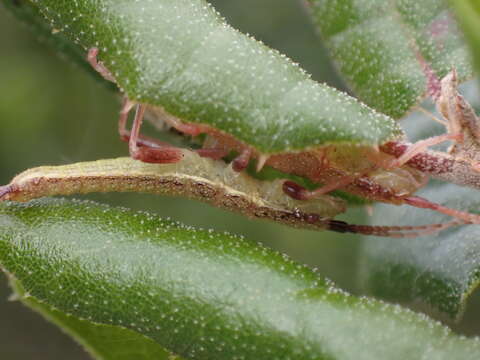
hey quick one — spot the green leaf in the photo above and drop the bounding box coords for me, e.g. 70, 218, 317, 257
6, 0, 403, 153
359, 181, 480, 319
1, 198, 480, 359
450, 0, 480, 73
305, 0, 473, 118
6, 276, 175, 360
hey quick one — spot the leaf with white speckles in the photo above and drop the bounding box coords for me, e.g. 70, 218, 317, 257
450, 0, 480, 74
2, 199, 480, 360
305, 0, 473, 118
7, 277, 175, 360
3, 0, 403, 153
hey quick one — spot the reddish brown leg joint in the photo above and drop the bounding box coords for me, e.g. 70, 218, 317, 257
196, 148, 230, 160
283, 181, 309, 201
87, 47, 116, 83
127, 103, 183, 164
232, 149, 252, 172
87, 49, 183, 164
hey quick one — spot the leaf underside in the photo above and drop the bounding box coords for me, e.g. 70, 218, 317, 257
306, 0, 473, 118
18, 0, 403, 153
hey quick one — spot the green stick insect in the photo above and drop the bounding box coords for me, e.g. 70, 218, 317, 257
2, 0, 480, 237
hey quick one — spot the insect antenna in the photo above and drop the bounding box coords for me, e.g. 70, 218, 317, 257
415, 106, 449, 127
328, 219, 461, 238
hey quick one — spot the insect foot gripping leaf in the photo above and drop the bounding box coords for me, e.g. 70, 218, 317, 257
25, 0, 480, 230
0, 153, 457, 238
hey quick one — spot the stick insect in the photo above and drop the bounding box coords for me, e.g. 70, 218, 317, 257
3, 0, 480, 237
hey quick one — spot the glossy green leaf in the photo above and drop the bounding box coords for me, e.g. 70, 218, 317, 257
450, 0, 480, 73
10, 0, 403, 153
305, 0, 473, 118
2, 199, 480, 359
6, 276, 175, 360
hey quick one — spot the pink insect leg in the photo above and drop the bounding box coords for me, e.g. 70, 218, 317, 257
128, 104, 183, 163
196, 148, 230, 160
283, 175, 356, 201
404, 196, 480, 224
386, 133, 463, 169
117, 97, 175, 149
87, 47, 184, 163
87, 48, 116, 83
282, 176, 480, 227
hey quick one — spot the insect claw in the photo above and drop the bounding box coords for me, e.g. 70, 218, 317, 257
87, 47, 116, 83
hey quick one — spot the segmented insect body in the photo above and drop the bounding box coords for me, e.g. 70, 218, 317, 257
14, 0, 480, 231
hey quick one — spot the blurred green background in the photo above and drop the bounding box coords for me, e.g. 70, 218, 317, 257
1, 0, 479, 359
